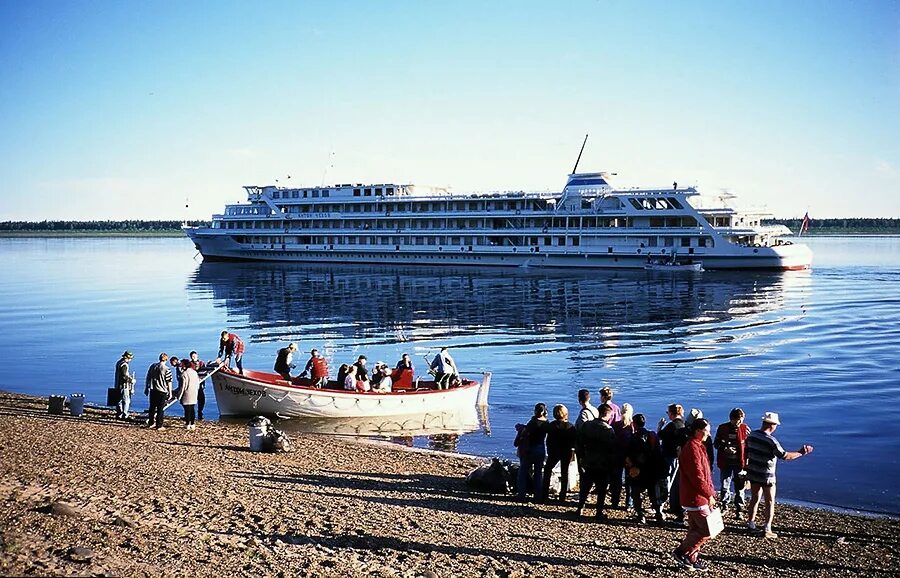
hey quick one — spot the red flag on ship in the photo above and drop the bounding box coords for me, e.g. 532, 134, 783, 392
799, 212, 810, 236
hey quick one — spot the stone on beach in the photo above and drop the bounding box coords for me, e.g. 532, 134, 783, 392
47, 501, 80, 518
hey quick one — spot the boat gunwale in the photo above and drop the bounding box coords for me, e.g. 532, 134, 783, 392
214, 369, 483, 398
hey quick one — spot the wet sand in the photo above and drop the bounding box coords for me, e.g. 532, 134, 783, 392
0, 391, 897, 577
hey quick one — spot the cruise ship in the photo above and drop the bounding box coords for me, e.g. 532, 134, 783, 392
184, 171, 812, 270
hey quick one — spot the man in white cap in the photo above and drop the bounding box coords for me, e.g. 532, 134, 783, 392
745, 412, 814, 538
274, 343, 298, 381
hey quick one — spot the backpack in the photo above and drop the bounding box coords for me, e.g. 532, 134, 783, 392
513, 423, 531, 458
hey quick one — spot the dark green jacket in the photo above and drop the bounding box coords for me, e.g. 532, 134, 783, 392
578, 419, 616, 471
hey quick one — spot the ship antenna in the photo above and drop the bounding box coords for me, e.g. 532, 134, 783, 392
321, 150, 335, 186
572, 133, 589, 174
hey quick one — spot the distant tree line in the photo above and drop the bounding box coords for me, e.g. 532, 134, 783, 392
0, 220, 209, 232
765, 218, 900, 234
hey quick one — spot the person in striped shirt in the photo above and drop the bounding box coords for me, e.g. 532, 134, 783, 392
745, 412, 814, 539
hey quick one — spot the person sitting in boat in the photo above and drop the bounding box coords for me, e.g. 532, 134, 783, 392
274, 343, 298, 381
218, 330, 245, 374
396, 353, 414, 372
300, 348, 329, 388
370, 362, 388, 388
353, 355, 370, 390
372, 364, 393, 393
343, 364, 357, 391
336, 364, 350, 389
430, 347, 459, 390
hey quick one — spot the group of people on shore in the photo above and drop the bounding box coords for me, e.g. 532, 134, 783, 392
114, 349, 213, 430
111, 330, 245, 430
515, 387, 814, 571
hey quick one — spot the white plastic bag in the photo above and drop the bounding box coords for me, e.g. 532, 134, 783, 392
548, 455, 579, 496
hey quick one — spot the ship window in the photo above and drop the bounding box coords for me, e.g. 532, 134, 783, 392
629, 199, 643, 210
375, 188, 382, 195
571, 237, 580, 246
387, 187, 394, 194
323, 191, 329, 198
544, 237, 551, 246
681, 237, 691, 247
273, 191, 280, 199
354, 189, 360, 196
364, 188, 372, 196
312, 191, 319, 198
668, 198, 683, 209
664, 237, 674, 247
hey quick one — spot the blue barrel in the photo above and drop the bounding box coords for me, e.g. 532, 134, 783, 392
69, 393, 85, 417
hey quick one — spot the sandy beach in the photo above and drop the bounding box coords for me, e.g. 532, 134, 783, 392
0, 391, 897, 577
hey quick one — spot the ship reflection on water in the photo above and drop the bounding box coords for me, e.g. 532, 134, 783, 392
189, 261, 795, 340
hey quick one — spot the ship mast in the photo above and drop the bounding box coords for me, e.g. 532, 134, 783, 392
571, 133, 589, 174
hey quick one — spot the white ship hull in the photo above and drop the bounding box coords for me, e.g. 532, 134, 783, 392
186, 229, 812, 271
211, 369, 491, 419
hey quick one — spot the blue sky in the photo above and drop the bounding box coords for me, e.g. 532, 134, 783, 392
1, 0, 897, 220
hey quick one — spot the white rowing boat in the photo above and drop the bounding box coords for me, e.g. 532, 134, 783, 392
211, 368, 491, 418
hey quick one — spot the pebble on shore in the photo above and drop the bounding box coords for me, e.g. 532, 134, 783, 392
0, 391, 897, 577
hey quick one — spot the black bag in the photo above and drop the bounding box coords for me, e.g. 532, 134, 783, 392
107, 387, 122, 406
513, 423, 530, 458
465, 458, 515, 494
262, 427, 291, 453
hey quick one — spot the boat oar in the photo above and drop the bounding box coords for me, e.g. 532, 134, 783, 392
163, 363, 226, 411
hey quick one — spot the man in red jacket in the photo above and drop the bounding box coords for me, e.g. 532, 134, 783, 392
672, 418, 717, 572
714, 408, 750, 518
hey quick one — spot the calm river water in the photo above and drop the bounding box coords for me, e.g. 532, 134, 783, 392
1, 236, 898, 514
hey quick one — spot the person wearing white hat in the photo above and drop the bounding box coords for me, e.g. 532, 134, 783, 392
744, 412, 814, 539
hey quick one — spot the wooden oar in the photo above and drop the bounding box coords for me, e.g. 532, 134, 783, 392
164, 363, 226, 411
